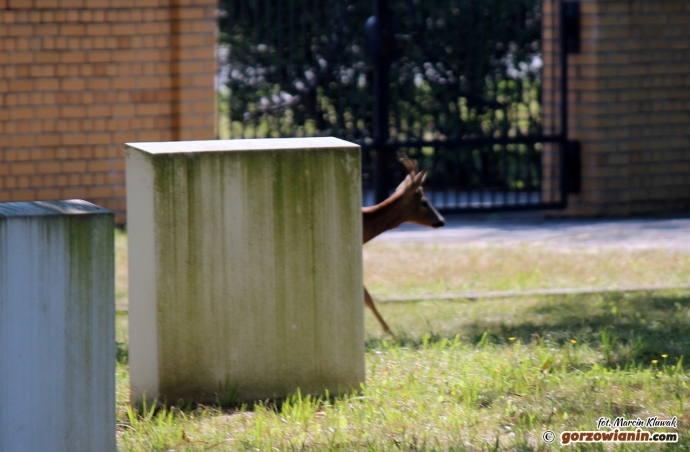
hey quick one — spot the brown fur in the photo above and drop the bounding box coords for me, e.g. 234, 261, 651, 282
361, 153, 445, 334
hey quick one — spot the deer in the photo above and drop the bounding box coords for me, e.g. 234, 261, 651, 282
362, 152, 445, 334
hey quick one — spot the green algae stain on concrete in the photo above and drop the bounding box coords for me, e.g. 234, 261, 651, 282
150, 142, 363, 404
63, 213, 115, 449
153, 153, 208, 400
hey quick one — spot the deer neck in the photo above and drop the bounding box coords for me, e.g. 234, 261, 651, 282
362, 192, 410, 244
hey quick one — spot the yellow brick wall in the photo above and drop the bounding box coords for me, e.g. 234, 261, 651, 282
0, 0, 216, 223
545, 0, 690, 216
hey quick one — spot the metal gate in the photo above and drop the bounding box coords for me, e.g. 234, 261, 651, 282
217, 0, 580, 211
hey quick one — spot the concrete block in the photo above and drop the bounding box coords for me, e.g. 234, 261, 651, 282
0, 200, 115, 452
126, 138, 363, 405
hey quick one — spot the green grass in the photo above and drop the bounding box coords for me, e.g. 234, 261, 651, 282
115, 232, 690, 450
115, 295, 690, 450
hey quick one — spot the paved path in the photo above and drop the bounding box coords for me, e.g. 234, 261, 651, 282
370, 212, 690, 251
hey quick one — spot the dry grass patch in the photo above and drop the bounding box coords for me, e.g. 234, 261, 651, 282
115, 228, 128, 310
364, 243, 690, 298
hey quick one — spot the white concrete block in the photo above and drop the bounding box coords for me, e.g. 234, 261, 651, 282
126, 138, 364, 405
0, 200, 115, 452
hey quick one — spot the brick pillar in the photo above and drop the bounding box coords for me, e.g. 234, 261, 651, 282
541, 0, 565, 206
0, 0, 216, 223
545, 0, 690, 216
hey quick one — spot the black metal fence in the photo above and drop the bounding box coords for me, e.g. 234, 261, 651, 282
217, 0, 574, 211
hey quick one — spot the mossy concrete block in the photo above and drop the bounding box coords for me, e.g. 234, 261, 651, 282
0, 200, 115, 452
126, 138, 364, 405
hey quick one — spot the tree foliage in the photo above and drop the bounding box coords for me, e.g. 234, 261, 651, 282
218, 0, 542, 142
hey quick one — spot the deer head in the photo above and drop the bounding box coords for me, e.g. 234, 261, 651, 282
361, 152, 446, 334
394, 152, 445, 228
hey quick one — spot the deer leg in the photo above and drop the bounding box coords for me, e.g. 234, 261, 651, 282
364, 286, 393, 335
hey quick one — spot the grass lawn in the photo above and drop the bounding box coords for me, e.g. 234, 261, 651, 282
115, 230, 690, 450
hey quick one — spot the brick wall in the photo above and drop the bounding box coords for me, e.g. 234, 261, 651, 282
0, 0, 216, 223
544, 0, 690, 216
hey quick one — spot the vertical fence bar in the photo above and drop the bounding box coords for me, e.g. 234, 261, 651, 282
550, 0, 559, 203
373, 0, 392, 203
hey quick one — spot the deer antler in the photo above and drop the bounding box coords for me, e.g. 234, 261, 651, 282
397, 151, 418, 176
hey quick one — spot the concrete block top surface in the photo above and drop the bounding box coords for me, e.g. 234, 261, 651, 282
126, 137, 358, 155
0, 200, 112, 218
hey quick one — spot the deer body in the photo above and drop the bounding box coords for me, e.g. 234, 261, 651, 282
361, 154, 445, 334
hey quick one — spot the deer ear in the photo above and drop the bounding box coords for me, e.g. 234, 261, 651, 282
413, 168, 428, 187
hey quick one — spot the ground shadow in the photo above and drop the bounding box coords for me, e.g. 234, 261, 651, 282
368, 290, 690, 368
